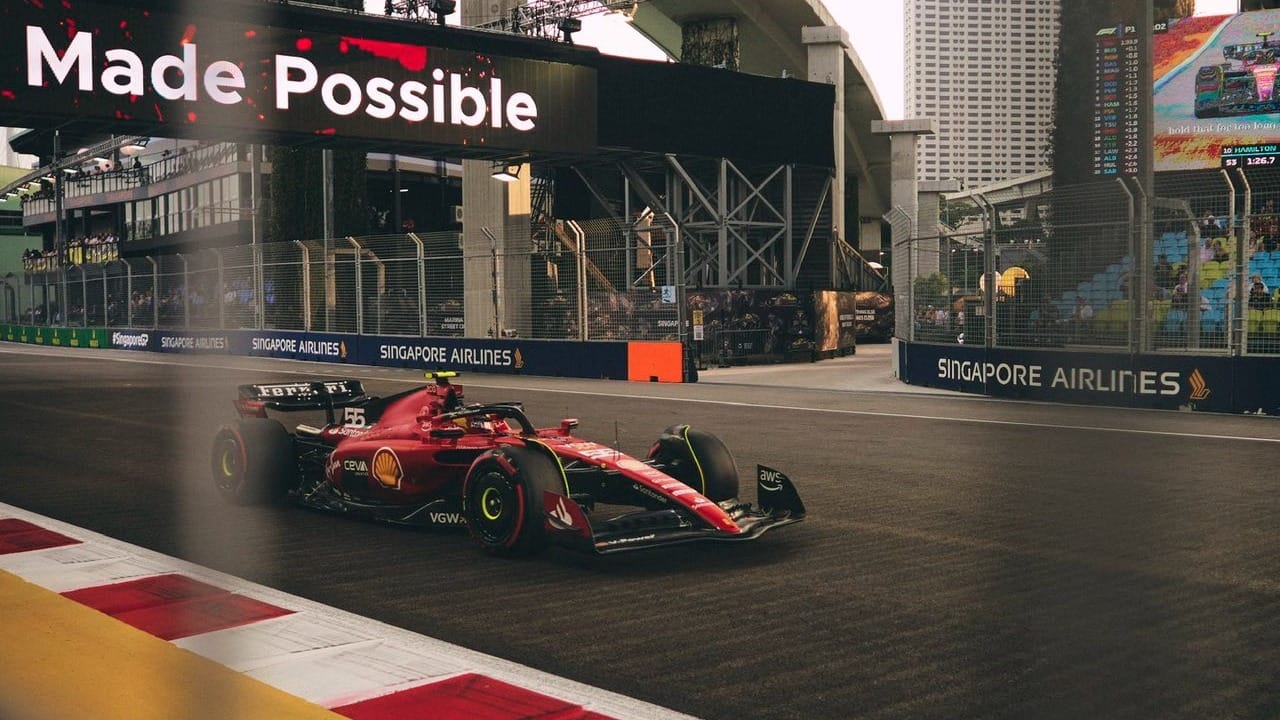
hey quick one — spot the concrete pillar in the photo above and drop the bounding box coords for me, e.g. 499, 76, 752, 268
871, 119, 937, 308
916, 179, 960, 278
803, 26, 849, 283
681, 17, 740, 71
461, 0, 532, 339
461, 163, 532, 338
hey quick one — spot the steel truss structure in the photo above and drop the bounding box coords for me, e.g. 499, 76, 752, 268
569, 156, 844, 291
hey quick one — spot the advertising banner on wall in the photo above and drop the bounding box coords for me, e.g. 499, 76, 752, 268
364, 336, 628, 379
688, 290, 815, 363
152, 330, 234, 354
109, 330, 154, 352
812, 291, 861, 354
241, 331, 351, 363
899, 342, 1243, 413
0, 0, 597, 155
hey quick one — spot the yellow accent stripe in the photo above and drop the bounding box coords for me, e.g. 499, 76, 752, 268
525, 439, 571, 495
681, 426, 707, 496
0, 569, 343, 720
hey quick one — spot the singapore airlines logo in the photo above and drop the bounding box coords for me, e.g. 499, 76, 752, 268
1188, 369, 1211, 401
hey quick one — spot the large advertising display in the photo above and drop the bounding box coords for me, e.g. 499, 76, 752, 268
1155, 10, 1280, 171
0, 0, 597, 155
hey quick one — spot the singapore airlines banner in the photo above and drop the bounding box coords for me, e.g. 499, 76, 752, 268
897, 341, 1280, 414
0, 0, 597, 154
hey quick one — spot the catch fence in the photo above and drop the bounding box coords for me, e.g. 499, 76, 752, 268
902, 172, 1280, 356
4, 218, 685, 343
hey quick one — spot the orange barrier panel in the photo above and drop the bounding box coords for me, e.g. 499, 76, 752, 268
626, 342, 684, 382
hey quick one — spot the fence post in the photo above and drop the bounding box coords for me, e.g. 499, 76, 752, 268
568, 220, 587, 341
125, 260, 133, 328
146, 256, 158, 328
481, 227, 500, 338
1235, 169, 1251, 355
293, 240, 312, 332
976, 194, 997, 348
253, 243, 265, 331
409, 232, 427, 337
348, 237, 364, 335
660, 212, 693, 381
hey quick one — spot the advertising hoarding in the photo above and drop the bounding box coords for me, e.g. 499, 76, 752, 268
0, 0, 597, 155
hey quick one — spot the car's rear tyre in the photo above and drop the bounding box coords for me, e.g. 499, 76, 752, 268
211, 419, 294, 505
648, 425, 740, 502
463, 445, 564, 557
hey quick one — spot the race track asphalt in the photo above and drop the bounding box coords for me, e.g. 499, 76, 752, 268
2, 342, 1279, 720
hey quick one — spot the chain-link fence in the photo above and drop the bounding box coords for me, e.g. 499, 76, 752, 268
15, 223, 682, 343
903, 173, 1280, 356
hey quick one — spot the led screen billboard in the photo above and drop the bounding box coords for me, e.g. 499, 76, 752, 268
0, 0, 597, 155
1155, 10, 1280, 171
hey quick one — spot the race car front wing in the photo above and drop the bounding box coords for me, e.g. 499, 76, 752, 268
546, 465, 806, 554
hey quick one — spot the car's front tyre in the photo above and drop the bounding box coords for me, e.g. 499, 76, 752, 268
462, 445, 564, 557
647, 425, 740, 502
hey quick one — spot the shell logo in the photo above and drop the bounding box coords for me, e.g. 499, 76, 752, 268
372, 447, 403, 489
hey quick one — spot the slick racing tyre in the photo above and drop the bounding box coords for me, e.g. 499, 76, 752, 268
463, 445, 565, 557
211, 419, 294, 505
648, 425, 740, 502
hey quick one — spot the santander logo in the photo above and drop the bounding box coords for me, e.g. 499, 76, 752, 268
25, 25, 540, 131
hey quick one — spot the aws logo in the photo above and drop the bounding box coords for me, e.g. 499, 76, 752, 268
1187, 368, 1211, 402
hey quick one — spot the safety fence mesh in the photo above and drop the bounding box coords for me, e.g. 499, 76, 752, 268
15, 223, 683, 343
904, 173, 1280, 356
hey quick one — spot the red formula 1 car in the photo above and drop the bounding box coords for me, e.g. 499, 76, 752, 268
211, 372, 804, 555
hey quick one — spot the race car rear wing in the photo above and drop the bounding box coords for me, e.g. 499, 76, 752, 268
235, 380, 369, 424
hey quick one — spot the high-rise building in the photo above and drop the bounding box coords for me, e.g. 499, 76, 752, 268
904, 0, 1061, 186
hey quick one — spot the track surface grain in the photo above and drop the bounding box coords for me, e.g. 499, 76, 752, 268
2, 345, 1280, 720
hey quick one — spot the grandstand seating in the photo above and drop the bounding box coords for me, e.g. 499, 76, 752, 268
1054, 231, 1280, 344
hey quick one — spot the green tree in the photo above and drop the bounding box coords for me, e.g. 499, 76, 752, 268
913, 272, 950, 308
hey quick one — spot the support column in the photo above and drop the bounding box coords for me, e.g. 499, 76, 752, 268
461, 164, 532, 339
461, 0, 532, 339
803, 26, 849, 286
871, 119, 938, 315
916, 179, 960, 278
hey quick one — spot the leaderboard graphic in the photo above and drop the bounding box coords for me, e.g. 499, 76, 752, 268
1088, 8, 1280, 173
1092, 22, 1143, 176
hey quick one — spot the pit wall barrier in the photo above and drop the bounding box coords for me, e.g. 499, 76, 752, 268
898, 340, 1280, 415
0, 325, 686, 383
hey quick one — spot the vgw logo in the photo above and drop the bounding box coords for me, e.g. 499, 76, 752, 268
429, 512, 464, 526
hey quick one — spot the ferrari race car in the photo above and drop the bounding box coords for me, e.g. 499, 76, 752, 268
1195, 32, 1280, 118
211, 372, 804, 555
